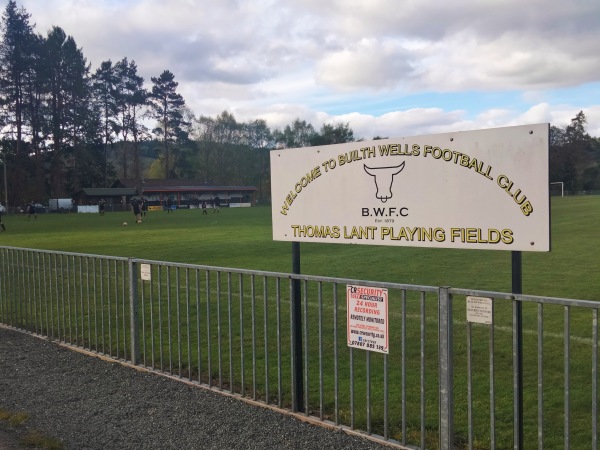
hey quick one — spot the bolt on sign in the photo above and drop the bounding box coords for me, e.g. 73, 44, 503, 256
270, 123, 550, 252
466, 296, 493, 324
347, 285, 389, 354
140, 264, 151, 281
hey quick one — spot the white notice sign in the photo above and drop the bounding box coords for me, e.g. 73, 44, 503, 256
347, 285, 389, 354
270, 124, 550, 252
466, 296, 493, 324
140, 264, 151, 281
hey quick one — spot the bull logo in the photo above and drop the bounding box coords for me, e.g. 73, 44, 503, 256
364, 162, 405, 203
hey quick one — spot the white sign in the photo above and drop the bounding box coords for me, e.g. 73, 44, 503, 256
466, 296, 493, 324
347, 285, 389, 354
77, 205, 99, 213
270, 124, 550, 252
140, 264, 151, 281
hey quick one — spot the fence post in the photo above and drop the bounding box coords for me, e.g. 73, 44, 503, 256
129, 258, 140, 365
438, 286, 454, 450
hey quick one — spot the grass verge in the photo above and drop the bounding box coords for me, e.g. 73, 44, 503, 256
0, 408, 64, 449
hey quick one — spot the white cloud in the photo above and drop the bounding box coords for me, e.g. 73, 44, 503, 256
315, 38, 413, 91
16, 0, 600, 138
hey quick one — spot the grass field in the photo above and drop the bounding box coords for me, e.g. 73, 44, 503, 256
1, 196, 598, 300
1, 196, 598, 449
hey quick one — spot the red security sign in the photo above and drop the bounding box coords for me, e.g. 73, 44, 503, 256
347, 285, 389, 354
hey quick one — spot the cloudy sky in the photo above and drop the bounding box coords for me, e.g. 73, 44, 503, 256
18, 0, 600, 139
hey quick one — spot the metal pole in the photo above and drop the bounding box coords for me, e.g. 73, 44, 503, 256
291, 242, 304, 412
512, 251, 523, 449
438, 286, 454, 450
129, 258, 140, 365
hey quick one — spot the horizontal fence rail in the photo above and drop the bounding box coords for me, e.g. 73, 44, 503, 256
0, 245, 598, 450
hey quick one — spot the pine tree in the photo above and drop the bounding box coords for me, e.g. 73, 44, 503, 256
0, 0, 38, 204
92, 60, 118, 186
114, 57, 147, 187
44, 26, 92, 196
149, 70, 188, 179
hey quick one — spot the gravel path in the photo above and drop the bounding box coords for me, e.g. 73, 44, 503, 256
0, 327, 391, 450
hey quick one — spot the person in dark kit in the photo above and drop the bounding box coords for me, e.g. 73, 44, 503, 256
27, 201, 37, 221
0, 202, 5, 231
166, 197, 172, 213
213, 196, 220, 213
141, 198, 148, 217
98, 198, 106, 216
131, 199, 142, 223
201, 200, 207, 215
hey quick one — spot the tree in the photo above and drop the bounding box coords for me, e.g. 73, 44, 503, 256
114, 58, 148, 187
92, 60, 117, 186
549, 111, 595, 190
565, 111, 590, 145
149, 70, 188, 179
273, 119, 316, 148
243, 119, 273, 202
0, 0, 38, 204
171, 106, 195, 179
43, 26, 92, 196
190, 111, 240, 184
312, 122, 355, 146
213, 111, 239, 184
191, 113, 273, 191
273, 119, 355, 149
23, 32, 46, 200
193, 114, 217, 182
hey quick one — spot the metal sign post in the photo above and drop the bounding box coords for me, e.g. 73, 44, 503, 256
512, 251, 523, 449
270, 124, 550, 443
291, 242, 304, 413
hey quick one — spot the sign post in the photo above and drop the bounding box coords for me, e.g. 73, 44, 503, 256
512, 251, 523, 449
270, 124, 550, 444
291, 242, 304, 413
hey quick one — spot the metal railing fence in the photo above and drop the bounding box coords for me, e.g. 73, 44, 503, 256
0, 245, 598, 450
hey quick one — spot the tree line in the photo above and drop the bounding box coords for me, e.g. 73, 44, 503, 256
550, 111, 600, 192
0, 1, 598, 208
0, 1, 356, 206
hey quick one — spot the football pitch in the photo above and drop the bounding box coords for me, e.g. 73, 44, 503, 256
2, 196, 598, 300
1, 196, 598, 448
